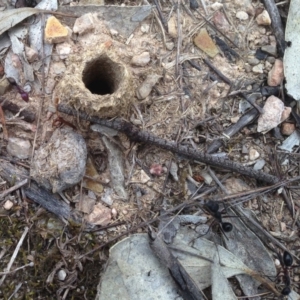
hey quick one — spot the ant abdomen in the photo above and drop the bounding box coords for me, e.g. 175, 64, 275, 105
281, 286, 291, 296
222, 222, 233, 232
283, 251, 293, 267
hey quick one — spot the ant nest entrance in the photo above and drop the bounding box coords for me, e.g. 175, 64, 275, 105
56, 44, 133, 118
82, 55, 123, 96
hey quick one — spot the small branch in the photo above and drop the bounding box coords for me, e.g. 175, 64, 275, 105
57, 104, 279, 184
207, 107, 259, 154
262, 0, 285, 56
240, 93, 264, 114
0, 97, 36, 123
0, 178, 28, 201
153, 0, 168, 32
203, 58, 232, 85
0, 226, 29, 287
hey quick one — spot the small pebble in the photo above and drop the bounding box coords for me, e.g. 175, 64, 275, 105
194, 28, 219, 58
231, 116, 240, 123
264, 61, 272, 71
267, 59, 284, 86
253, 159, 266, 170
211, 2, 223, 10
281, 123, 295, 136
110, 29, 118, 36
248, 57, 260, 66
169, 162, 179, 181
212, 11, 230, 32
149, 163, 164, 176
25, 46, 38, 63
252, 64, 264, 74
131, 52, 150, 67
261, 45, 277, 56
256, 10, 271, 25
166, 42, 174, 50
111, 208, 117, 218
73, 13, 94, 35
249, 148, 260, 160
57, 269, 67, 281
236, 11, 249, 20
266, 56, 276, 64
7, 137, 31, 159
242, 145, 248, 154
4, 200, 13, 210
56, 43, 71, 59
136, 74, 161, 100
140, 24, 150, 33
257, 96, 284, 133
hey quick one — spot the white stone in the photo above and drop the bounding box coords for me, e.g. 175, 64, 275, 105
256, 10, 271, 26
110, 29, 118, 36
131, 52, 150, 67
166, 42, 174, 50
7, 137, 31, 159
252, 64, 264, 74
236, 11, 249, 21
73, 13, 95, 35
231, 116, 240, 123
249, 148, 260, 160
56, 42, 72, 60
211, 2, 223, 10
51, 61, 66, 76
4, 200, 13, 210
257, 96, 285, 133
25, 46, 38, 63
140, 24, 150, 33
57, 269, 67, 281
111, 208, 117, 218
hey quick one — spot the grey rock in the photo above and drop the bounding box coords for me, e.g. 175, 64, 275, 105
261, 45, 277, 56
7, 137, 31, 159
30, 127, 87, 193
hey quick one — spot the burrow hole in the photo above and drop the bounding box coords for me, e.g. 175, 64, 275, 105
82, 55, 124, 95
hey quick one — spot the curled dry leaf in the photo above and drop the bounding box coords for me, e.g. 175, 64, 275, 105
0, 8, 40, 36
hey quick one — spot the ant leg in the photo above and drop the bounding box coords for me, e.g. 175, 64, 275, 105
189, 221, 215, 246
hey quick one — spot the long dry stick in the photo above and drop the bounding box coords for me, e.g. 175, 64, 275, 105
57, 103, 279, 184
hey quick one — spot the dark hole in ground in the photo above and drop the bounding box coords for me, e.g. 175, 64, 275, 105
82, 55, 123, 95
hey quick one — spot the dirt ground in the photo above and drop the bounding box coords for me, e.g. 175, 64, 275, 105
0, 0, 299, 299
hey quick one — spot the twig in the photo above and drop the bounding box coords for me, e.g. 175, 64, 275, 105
0, 262, 34, 276
203, 58, 232, 85
262, 0, 285, 57
175, 0, 182, 78
207, 107, 260, 154
29, 13, 46, 184
0, 226, 29, 287
152, 9, 167, 49
0, 106, 8, 140
153, 0, 168, 31
8, 282, 23, 300
57, 103, 279, 184
240, 93, 264, 114
195, 10, 239, 48
198, 0, 207, 14
0, 179, 28, 201
0, 97, 35, 123
207, 167, 228, 194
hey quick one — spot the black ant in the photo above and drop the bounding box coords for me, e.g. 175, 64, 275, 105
201, 201, 233, 235
277, 251, 294, 296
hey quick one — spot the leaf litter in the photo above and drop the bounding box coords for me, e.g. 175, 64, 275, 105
1, 0, 300, 299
